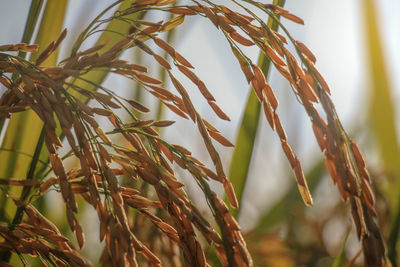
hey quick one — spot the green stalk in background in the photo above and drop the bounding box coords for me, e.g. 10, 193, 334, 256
228, 0, 285, 217
363, 0, 400, 198
17, 0, 45, 58
361, 0, 400, 264
331, 232, 349, 267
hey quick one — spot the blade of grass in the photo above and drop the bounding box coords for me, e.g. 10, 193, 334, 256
331, 231, 349, 267
15, 0, 45, 64
227, 0, 286, 217
0, 0, 68, 222
363, 0, 400, 186
361, 1, 400, 264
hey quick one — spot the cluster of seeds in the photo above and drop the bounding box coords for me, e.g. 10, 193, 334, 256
151, 0, 384, 265
0, 0, 385, 266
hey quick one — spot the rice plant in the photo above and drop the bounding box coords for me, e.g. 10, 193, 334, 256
0, 0, 393, 266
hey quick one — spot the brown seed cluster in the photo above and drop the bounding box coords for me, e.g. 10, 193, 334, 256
0, 0, 385, 266
0, 204, 90, 266
171, 1, 385, 265
0, 1, 250, 265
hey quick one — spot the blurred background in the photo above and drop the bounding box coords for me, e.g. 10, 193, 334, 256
1, 0, 399, 266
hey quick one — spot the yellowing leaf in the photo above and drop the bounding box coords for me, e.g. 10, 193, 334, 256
160, 15, 184, 32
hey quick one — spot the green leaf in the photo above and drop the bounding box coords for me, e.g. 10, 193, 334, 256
331, 232, 349, 267
364, 0, 400, 181
228, 90, 261, 216
17, 0, 45, 60
361, 0, 400, 264
227, 0, 286, 217
160, 15, 184, 32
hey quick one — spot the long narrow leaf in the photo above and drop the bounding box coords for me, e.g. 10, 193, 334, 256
16, 0, 45, 62
331, 231, 349, 267
364, 0, 399, 181
228, 0, 286, 217
361, 0, 400, 264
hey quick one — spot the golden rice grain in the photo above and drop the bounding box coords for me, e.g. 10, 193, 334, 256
175, 52, 194, 69
164, 102, 188, 119
298, 79, 318, 103
242, 24, 263, 38
54, 29, 67, 51
167, 7, 197, 15
170, 74, 196, 121
136, 73, 163, 84
36, 41, 55, 65
295, 40, 316, 63
126, 99, 150, 113
280, 13, 304, 25
281, 140, 296, 168
202, 5, 219, 28
154, 37, 175, 56
176, 64, 199, 84
208, 130, 234, 147
264, 43, 286, 66
153, 54, 171, 69
223, 179, 239, 208
273, 112, 287, 141
263, 82, 279, 110
304, 57, 331, 94
217, 15, 235, 33
152, 120, 175, 127
229, 31, 254, 46
349, 140, 366, 169
208, 101, 230, 121
311, 122, 326, 151
262, 100, 275, 129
